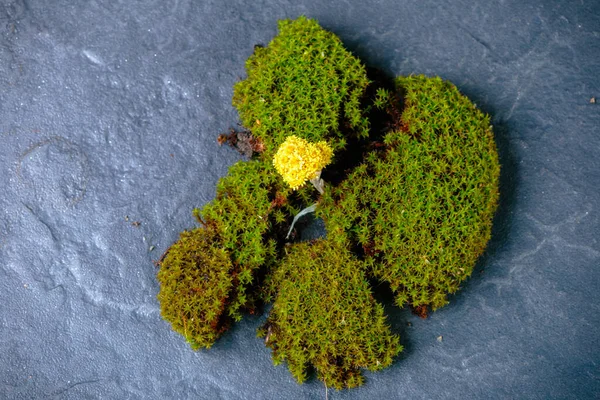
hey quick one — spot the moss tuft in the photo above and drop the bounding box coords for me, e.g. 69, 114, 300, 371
157, 227, 233, 349
319, 75, 500, 311
232, 16, 370, 158
260, 238, 401, 389
158, 159, 311, 348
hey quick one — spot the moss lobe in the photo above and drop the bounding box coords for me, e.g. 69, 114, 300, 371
157, 228, 232, 350
232, 16, 370, 158
319, 75, 500, 312
260, 238, 401, 389
158, 159, 301, 349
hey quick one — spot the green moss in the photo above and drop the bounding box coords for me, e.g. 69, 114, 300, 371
157, 227, 232, 349
157, 17, 501, 390
319, 75, 500, 311
197, 159, 280, 319
232, 16, 370, 158
260, 238, 401, 389
158, 159, 310, 349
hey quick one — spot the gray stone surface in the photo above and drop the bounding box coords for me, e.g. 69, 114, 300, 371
1, 0, 599, 399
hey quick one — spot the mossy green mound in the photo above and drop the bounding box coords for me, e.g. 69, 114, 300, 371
158, 159, 303, 348
260, 238, 401, 389
157, 227, 232, 349
319, 75, 500, 311
195, 160, 283, 319
157, 16, 501, 390
232, 16, 370, 158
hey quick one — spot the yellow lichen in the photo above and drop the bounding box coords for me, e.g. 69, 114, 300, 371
273, 135, 333, 190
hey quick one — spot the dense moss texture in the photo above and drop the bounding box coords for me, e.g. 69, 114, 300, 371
156, 16, 500, 390
320, 76, 500, 311
260, 238, 401, 389
158, 159, 297, 349
232, 16, 370, 158
157, 228, 232, 350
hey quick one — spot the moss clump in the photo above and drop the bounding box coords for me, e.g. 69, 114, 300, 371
272, 135, 333, 190
158, 159, 308, 348
232, 16, 370, 158
157, 17, 501, 390
260, 238, 401, 389
196, 160, 282, 319
157, 227, 232, 349
319, 75, 500, 311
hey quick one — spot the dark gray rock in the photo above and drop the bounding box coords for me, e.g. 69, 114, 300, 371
1, 0, 599, 398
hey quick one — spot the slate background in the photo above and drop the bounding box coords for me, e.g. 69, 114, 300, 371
1, 0, 599, 399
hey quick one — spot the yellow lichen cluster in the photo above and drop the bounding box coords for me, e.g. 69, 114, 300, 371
273, 135, 333, 190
